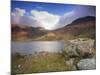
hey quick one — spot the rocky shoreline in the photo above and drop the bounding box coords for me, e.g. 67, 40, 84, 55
12, 38, 96, 74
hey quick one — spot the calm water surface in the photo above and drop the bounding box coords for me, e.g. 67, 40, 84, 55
11, 41, 64, 54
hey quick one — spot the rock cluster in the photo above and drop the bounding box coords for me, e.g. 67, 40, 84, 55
64, 38, 96, 70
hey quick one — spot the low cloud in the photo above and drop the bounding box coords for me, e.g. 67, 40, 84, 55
57, 11, 75, 28
11, 8, 26, 25
11, 8, 60, 30
30, 10, 60, 29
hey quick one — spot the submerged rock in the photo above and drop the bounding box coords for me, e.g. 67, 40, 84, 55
77, 58, 96, 70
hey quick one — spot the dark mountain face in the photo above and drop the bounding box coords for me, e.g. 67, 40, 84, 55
11, 25, 48, 40
54, 16, 96, 39
71, 16, 96, 25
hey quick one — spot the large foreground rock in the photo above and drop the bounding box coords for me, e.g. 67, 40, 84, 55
64, 42, 79, 57
64, 38, 95, 58
77, 58, 96, 70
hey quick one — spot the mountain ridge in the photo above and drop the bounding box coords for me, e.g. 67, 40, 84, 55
11, 16, 96, 41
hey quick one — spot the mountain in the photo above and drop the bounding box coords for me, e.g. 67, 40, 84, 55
53, 16, 96, 39
11, 25, 48, 41
11, 16, 96, 41
71, 16, 95, 25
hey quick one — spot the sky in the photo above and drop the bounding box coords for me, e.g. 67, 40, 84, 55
11, 1, 96, 30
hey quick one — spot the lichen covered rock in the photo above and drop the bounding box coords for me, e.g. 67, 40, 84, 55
77, 58, 96, 70
64, 38, 95, 58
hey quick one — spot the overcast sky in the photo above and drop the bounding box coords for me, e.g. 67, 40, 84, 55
11, 1, 96, 30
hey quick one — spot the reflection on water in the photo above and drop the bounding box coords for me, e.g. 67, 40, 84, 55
11, 41, 64, 54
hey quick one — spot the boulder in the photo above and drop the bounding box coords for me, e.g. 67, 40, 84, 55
72, 38, 94, 58
64, 38, 95, 58
77, 58, 96, 70
64, 42, 79, 57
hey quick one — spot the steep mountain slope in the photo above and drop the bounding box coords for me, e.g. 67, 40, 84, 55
54, 16, 96, 39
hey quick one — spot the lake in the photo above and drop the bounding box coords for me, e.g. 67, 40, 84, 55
11, 41, 64, 54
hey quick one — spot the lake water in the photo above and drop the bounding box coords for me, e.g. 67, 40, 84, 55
11, 41, 64, 54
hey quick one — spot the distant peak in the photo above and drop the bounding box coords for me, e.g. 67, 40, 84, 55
71, 16, 95, 24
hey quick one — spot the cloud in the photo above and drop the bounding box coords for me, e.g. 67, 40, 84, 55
57, 6, 96, 28
30, 10, 60, 29
11, 8, 26, 24
11, 8, 42, 27
57, 11, 75, 28
20, 16, 41, 27
11, 6, 95, 30
11, 8, 60, 30
13, 8, 26, 16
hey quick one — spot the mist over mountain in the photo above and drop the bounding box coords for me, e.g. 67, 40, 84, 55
11, 16, 96, 41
